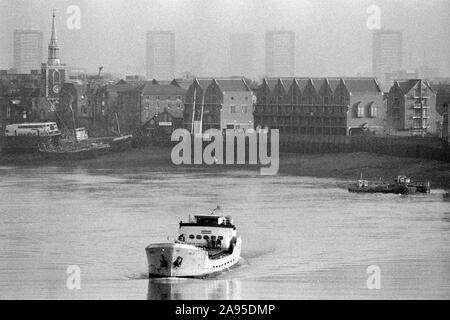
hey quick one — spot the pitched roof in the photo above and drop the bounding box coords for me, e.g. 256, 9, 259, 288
171, 79, 192, 90
265, 79, 279, 91
328, 79, 341, 91
163, 107, 184, 118
397, 79, 420, 94
342, 78, 381, 93
193, 78, 213, 92
141, 83, 186, 95
111, 83, 146, 93
215, 78, 250, 92
261, 77, 381, 94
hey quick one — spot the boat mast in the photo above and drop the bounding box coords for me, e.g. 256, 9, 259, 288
191, 87, 197, 134
115, 112, 121, 136
69, 95, 78, 143
199, 95, 205, 135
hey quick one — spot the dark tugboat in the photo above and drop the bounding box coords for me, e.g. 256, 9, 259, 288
348, 176, 430, 195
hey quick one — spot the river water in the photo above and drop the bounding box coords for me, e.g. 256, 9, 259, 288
0, 165, 449, 300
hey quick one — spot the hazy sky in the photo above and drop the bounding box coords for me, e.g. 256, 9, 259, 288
0, 0, 449, 78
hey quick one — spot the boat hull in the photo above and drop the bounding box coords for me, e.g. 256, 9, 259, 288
2, 135, 60, 154
348, 184, 416, 194
146, 239, 241, 278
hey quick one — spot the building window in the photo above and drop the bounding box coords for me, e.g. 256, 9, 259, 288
52, 70, 61, 84
369, 103, 377, 118
353, 102, 364, 118
6, 106, 11, 119
230, 105, 236, 113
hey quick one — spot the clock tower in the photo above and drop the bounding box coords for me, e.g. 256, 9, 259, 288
41, 10, 66, 101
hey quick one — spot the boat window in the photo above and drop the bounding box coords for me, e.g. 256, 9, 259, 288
211, 236, 216, 240
196, 235, 202, 240
203, 235, 209, 240
189, 235, 195, 239
218, 236, 223, 240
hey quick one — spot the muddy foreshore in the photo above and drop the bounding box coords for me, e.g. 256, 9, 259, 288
1, 146, 449, 191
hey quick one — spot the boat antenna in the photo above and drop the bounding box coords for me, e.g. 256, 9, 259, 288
211, 205, 220, 215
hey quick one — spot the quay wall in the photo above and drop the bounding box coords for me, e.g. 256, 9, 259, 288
278, 134, 450, 163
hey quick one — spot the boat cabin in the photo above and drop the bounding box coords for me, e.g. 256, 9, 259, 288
357, 180, 369, 188
178, 215, 237, 250
395, 176, 411, 185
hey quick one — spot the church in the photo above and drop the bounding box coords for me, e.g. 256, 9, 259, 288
41, 11, 66, 102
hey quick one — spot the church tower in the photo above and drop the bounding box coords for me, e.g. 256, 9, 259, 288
41, 10, 66, 101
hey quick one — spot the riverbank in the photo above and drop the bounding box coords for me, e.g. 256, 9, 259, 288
1, 146, 449, 190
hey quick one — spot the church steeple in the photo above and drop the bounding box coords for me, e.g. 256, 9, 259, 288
47, 10, 60, 66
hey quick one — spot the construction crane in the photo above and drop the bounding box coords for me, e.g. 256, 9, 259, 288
98, 66, 104, 79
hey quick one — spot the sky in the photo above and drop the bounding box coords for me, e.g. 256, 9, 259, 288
0, 0, 449, 78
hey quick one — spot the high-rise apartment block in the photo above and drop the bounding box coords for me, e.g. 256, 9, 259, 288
13, 29, 43, 73
265, 31, 295, 77
146, 31, 175, 81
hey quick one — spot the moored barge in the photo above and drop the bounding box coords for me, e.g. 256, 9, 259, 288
348, 176, 430, 195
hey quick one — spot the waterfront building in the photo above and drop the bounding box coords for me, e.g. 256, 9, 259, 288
116, 81, 186, 133
146, 31, 175, 81
13, 29, 43, 74
143, 107, 184, 141
386, 79, 440, 136
254, 77, 385, 136
265, 31, 295, 77
433, 84, 450, 142
0, 69, 52, 132
443, 106, 449, 144
183, 78, 255, 133
372, 30, 403, 88
229, 33, 256, 77
0, 73, 42, 132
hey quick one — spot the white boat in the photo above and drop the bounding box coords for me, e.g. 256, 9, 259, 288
145, 208, 242, 278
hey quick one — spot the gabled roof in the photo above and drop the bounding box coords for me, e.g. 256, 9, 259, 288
265, 78, 279, 91
260, 77, 382, 95
294, 79, 309, 91
328, 79, 341, 91
194, 78, 214, 92
397, 79, 420, 94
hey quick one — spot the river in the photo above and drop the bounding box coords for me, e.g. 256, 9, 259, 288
0, 165, 449, 299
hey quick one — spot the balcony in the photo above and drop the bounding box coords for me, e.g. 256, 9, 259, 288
412, 104, 429, 109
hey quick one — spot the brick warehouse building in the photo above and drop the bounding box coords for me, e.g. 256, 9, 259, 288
116, 81, 185, 134
254, 77, 385, 136
386, 79, 440, 136
184, 78, 255, 133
